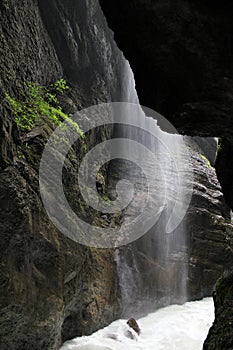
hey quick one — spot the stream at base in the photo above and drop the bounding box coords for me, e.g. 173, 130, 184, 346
60, 298, 214, 350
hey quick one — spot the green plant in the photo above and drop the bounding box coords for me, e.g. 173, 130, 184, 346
102, 194, 111, 206
16, 150, 25, 160
52, 78, 69, 94
6, 79, 84, 138
25, 142, 31, 150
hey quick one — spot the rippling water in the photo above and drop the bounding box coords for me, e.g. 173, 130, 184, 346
60, 298, 214, 350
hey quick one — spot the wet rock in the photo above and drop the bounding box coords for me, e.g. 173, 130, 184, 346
127, 318, 141, 335
203, 270, 233, 350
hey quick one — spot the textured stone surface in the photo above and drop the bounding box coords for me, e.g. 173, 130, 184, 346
0, 0, 125, 348
186, 140, 233, 300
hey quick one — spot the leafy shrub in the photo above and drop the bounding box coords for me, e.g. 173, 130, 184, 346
6, 79, 84, 138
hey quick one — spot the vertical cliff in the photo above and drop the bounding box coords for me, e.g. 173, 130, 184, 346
0, 0, 127, 348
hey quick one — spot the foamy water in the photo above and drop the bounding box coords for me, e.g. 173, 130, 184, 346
60, 298, 214, 350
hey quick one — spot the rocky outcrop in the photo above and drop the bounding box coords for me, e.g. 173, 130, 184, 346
127, 318, 141, 335
0, 0, 127, 348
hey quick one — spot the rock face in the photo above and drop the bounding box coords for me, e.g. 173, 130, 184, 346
186, 139, 233, 300
0, 0, 128, 348
215, 138, 233, 208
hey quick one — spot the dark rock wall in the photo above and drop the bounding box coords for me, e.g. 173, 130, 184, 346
186, 141, 232, 299
203, 269, 233, 350
215, 139, 233, 208
99, 0, 233, 138
0, 0, 127, 349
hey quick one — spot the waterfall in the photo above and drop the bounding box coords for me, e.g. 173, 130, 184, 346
110, 58, 192, 316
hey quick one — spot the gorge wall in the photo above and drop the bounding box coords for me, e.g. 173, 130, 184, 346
0, 0, 128, 348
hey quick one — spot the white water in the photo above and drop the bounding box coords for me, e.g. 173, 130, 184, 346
60, 298, 214, 350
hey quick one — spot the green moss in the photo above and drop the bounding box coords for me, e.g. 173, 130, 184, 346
102, 194, 111, 206
6, 79, 84, 139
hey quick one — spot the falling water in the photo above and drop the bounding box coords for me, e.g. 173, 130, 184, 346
59, 39, 213, 350
109, 59, 192, 316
